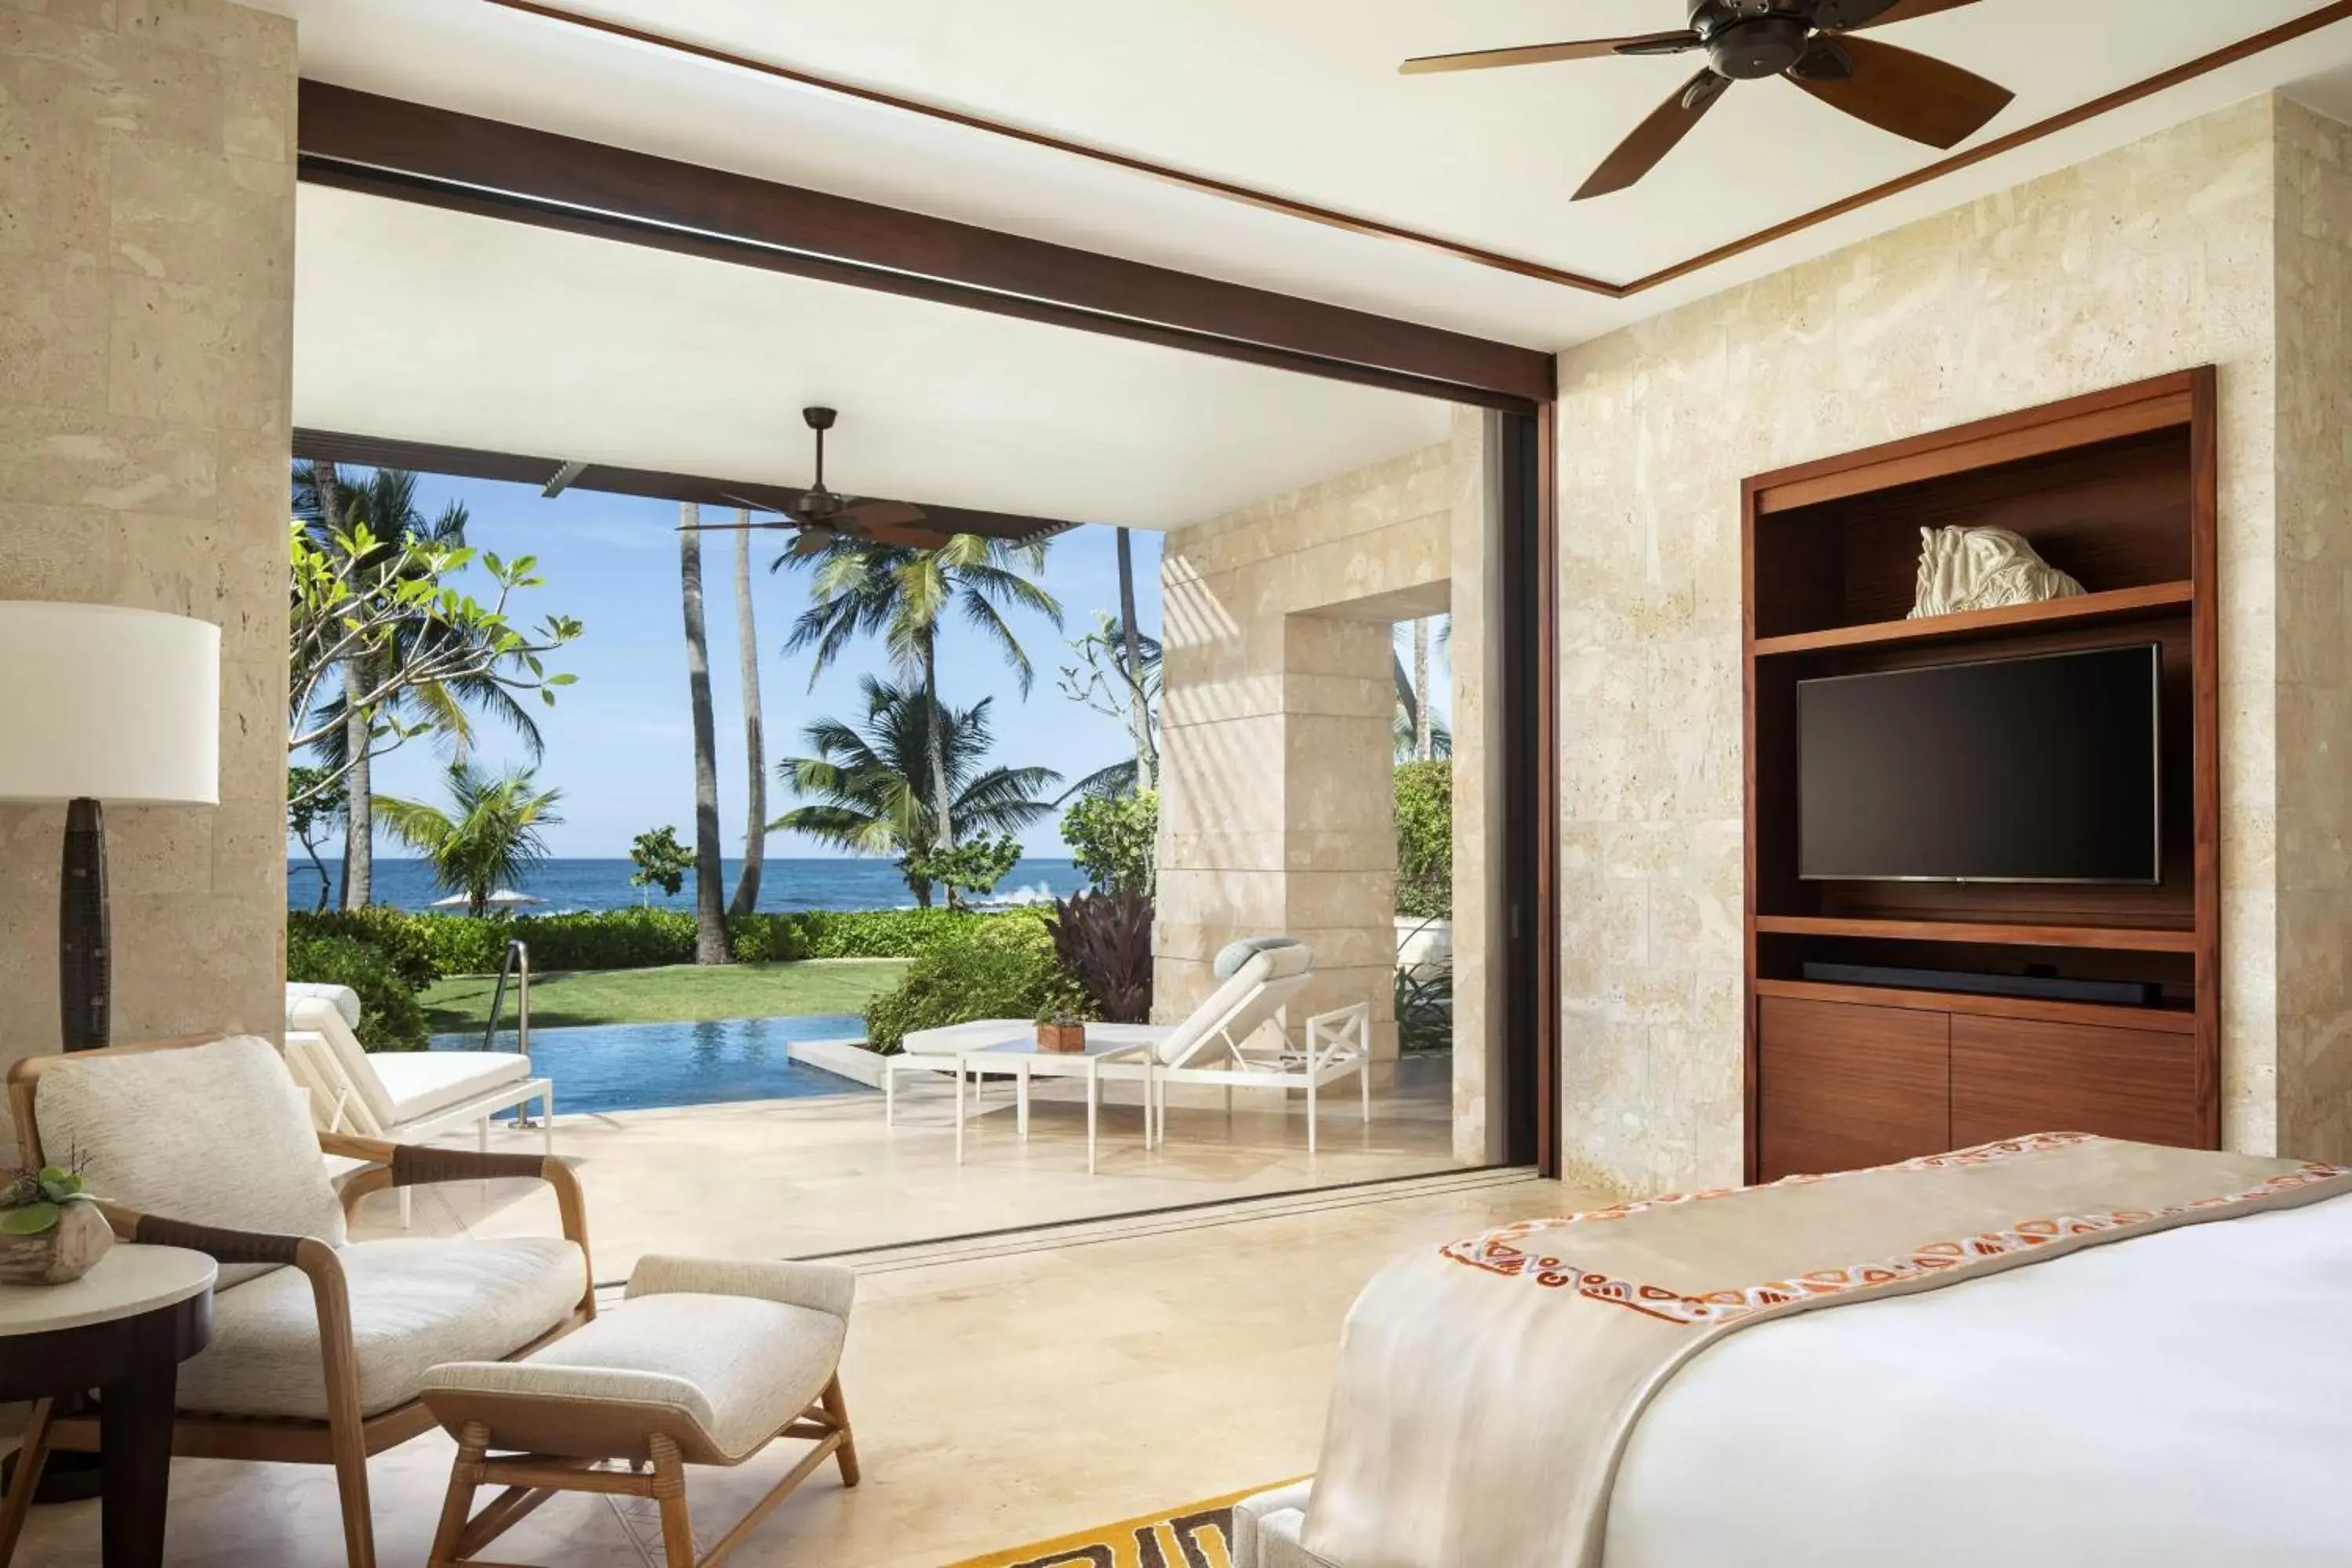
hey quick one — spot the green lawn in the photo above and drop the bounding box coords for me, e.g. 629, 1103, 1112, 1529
419, 959, 909, 1034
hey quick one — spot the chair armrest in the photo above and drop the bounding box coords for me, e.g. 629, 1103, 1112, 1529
326, 1135, 593, 1305
626, 1254, 855, 1321
108, 1207, 309, 1269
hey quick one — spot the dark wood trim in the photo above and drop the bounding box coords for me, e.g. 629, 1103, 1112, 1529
1751, 582, 2194, 658
290, 428, 1081, 542
1532, 405, 1560, 1180
295, 83, 1553, 412
1628, 3, 2352, 296
1753, 915, 2200, 954
472, 1, 2352, 305
480, 0, 1619, 300
2188, 364, 2223, 1150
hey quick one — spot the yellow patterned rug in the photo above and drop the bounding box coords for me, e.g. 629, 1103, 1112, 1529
946, 1482, 1303, 1568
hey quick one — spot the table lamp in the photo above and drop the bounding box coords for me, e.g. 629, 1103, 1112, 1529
0, 603, 221, 1051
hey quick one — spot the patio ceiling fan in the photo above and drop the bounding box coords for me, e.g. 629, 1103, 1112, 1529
1400, 0, 2012, 200
678, 406, 950, 554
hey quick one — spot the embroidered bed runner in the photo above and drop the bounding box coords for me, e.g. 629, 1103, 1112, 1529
1304, 1134, 2352, 1568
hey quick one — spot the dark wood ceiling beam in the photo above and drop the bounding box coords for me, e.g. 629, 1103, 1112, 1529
295, 82, 1555, 412
291, 427, 1081, 541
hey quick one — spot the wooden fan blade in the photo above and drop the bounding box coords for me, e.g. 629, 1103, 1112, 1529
1823, 0, 1983, 30
837, 498, 927, 529
1789, 35, 2012, 149
1401, 31, 1698, 74
678, 519, 793, 532
1574, 69, 1730, 201
857, 521, 953, 550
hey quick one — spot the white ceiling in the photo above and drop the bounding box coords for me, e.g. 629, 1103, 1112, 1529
258, 0, 2352, 347
294, 184, 1452, 531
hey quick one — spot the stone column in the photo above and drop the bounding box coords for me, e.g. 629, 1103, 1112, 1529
1156, 434, 1477, 1098
0, 1, 297, 1085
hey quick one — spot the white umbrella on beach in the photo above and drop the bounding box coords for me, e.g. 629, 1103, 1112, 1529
431, 888, 545, 910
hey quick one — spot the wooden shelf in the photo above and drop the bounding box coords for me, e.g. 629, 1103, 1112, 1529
1753, 913, 2198, 953
1754, 978, 2198, 1035
1751, 580, 2192, 658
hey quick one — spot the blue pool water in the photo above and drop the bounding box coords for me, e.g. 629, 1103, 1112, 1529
432, 1014, 873, 1115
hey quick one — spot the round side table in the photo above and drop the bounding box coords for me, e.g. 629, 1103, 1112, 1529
0, 1244, 216, 1568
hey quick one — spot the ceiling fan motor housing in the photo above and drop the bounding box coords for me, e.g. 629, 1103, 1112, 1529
1689, 2, 1813, 80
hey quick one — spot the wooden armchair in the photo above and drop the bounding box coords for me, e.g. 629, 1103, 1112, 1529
2, 1036, 594, 1568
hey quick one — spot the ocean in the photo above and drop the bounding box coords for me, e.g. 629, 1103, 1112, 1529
287, 855, 1091, 913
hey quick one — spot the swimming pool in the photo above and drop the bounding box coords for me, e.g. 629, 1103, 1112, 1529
430, 1014, 873, 1115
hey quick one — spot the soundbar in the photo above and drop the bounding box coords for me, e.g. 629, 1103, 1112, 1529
1800, 961, 2162, 1008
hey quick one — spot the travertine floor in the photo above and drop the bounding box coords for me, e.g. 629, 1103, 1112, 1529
15, 1174, 1592, 1566
359, 1071, 1465, 1279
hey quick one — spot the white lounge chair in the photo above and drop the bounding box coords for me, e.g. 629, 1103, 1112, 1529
285, 992, 554, 1227
890, 942, 1371, 1152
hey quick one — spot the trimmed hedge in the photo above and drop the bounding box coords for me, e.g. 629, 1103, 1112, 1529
862, 913, 1092, 1054
285, 932, 428, 1051
1395, 760, 1452, 920
287, 905, 1023, 980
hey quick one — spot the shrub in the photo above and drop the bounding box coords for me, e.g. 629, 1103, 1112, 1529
497, 908, 696, 971
1395, 760, 1451, 920
729, 907, 987, 963
285, 906, 444, 988
862, 913, 1091, 1054
1044, 890, 1153, 1023
285, 932, 429, 1052
1062, 789, 1157, 897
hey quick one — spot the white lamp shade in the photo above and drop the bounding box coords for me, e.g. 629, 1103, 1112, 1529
0, 602, 221, 805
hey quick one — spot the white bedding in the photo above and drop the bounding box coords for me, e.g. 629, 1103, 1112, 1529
1603, 1191, 2352, 1567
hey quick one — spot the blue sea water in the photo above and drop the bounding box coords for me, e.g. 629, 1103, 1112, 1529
433, 1014, 873, 1115
289, 855, 1089, 913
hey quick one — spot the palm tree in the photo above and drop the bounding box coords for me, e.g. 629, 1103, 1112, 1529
1114, 527, 1156, 790
728, 515, 767, 918
679, 504, 728, 964
293, 463, 544, 909
777, 532, 1061, 855
771, 676, 1061, 908
373, 762, 562, 918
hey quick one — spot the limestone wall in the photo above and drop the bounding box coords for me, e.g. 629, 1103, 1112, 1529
1156, 408, 1491, 1145
1554, 94, 2349, 1191
0, 1, 296, 1080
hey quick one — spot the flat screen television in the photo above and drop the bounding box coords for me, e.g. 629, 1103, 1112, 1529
1797, 643, 2161, 884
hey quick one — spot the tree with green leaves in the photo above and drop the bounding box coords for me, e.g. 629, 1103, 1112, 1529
1061, 788, 1158, 899
628, 826, 694, 903
372, 762, 564, 918
1057, 611, 1162, 797
292, 462, 579, 907
772, 675, 1060, 908
777, 533, 1061, 855
285, 764, 347, 911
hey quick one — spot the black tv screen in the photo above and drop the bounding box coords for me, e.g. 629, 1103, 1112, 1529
1798, 644, 2161, 884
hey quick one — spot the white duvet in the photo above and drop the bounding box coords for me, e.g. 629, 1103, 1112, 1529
1601, 1190, 2352, 1566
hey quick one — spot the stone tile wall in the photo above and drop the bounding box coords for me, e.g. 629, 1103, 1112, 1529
0, 0, 296, 1083
1157, 410, 1491, 1149
1555, 96, 2328, 1191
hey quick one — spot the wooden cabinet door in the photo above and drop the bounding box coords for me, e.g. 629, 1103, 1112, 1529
1950, 1015, 2206, 1150
1758, 997, 1950, 1181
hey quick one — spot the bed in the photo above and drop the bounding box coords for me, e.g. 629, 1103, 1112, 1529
1237, 1135, 2352, 1568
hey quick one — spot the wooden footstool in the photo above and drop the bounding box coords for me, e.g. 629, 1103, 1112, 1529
419, 1254, 859, 1568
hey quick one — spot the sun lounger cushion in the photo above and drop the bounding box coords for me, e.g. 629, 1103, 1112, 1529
288, 995, 404, 1131
1213, 935, 1305, 978
286, 981, 363, 1031
1158, 943, 1314, 1066
369, 1051, 535, 1124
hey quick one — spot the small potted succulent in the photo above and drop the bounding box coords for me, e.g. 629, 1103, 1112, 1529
1035, 1010, 1087, 1054
0, 1156, 112, 1286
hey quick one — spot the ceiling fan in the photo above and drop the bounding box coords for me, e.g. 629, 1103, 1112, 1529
678, 406, 949, 554
1400, 0, 2013, 200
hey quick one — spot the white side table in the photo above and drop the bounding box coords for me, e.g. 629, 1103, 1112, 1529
0, 1244, 216, 1567
953, 1033, 1159, 1174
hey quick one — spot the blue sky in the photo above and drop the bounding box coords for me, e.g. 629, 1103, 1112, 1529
310, 472, 1164, 859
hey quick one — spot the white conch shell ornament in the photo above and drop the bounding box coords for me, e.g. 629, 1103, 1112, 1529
1908, 525, 2085, 619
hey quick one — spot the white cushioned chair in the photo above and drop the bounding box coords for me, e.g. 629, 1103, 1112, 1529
5, 1035, 594, 1568
285, 993, 554, 1228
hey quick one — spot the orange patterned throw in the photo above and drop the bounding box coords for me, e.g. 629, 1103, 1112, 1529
1306, 1134, 2352, 1568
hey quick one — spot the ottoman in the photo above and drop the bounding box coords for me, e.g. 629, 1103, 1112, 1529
419, 1254, 859, 1568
